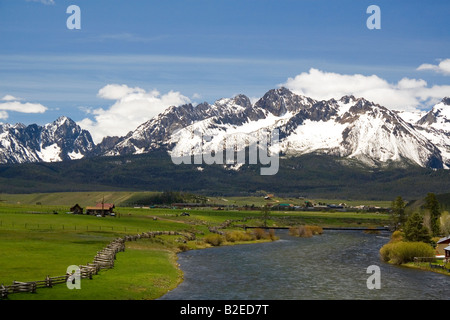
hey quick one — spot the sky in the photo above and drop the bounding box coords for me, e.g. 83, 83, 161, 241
0, 0, 449, 142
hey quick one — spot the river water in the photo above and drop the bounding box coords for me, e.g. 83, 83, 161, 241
161, 230, 449, 300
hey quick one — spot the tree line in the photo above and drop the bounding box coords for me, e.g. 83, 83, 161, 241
391, 193, 448, 243
380, 193, 449, 266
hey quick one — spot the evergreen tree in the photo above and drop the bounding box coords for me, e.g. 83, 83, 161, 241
391, 196, 406, 230
403, 212, 431, 243
261, 204, 271, 227
424, 193, 441, 236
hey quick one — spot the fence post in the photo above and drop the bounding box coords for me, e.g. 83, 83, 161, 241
46, 275, 52, 287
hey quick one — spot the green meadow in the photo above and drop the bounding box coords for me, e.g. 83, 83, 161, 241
0, 192, 391, 300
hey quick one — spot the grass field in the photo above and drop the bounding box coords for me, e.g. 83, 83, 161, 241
0, 191, 393, 208
0, 193, 392, 300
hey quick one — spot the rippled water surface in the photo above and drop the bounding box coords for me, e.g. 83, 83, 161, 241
161, 230, 449, 300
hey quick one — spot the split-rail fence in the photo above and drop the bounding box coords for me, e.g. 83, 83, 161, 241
0, 230, 189, 299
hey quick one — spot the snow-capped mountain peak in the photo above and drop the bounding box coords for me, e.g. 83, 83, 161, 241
0, 116, 94, 163
417, 97, 450, 130
1, 90, 450, 171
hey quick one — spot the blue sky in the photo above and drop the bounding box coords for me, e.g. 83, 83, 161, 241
0, 0, 449, 141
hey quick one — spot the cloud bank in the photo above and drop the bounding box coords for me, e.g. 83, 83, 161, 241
78, 84, 191, 143
282, 68, 450, 112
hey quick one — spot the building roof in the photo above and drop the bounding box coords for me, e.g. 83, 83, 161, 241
86, 203, 114, 210
437, 236, 450, 244
444, 245, 450, 251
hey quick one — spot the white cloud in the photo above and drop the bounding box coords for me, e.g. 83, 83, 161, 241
192, 93, 202, 100
0, 101, 48, 113
97, 84, 145, 100
0, 111, 8, 120
282, 68, 450, 112
78, 84, 191, 143
417, 59, 450, 75
0, 95, 48, 120
1, 95, 22, 101
26, 0, 55, 5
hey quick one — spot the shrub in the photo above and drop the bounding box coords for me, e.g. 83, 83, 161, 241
225, 230, 254, 242
250, 228, 279, 241
306, 225, 323, 235
252, 228, 269, 240
390, 230, 404, 243
289, 226, 310, 237
289, 225, 322, 238
177, 243, 190, 252
268, 229, 278, 241
379, 241, 435, 265
204, 233, 225, 246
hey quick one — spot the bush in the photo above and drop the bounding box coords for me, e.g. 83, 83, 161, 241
177, 243, 190, 252
289, 225, 323, 238
225, 230, 254, 242
252, 228, 269, 240
390, 230, 404, 242
204, 233, 225, 246
268, 229, 278, 241
306, 225, 323, 235
380, 241, 435, 265
250, 228, 279, 241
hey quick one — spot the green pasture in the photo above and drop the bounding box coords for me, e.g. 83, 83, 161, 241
0, 197, 391, 300
0, 191, 392, 208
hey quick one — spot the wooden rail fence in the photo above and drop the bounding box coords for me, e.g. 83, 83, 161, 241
0, 230, 189, 299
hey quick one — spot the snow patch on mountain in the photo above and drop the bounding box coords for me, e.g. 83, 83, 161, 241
38, 143, 61, 162
281, 119, 346, 155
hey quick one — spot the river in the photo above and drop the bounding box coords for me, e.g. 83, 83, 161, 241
161, 230, 449, 300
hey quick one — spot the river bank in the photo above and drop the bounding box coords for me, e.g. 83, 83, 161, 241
402, 261, 450, 276
161, 229, 449, 300
0, 204, 393, 299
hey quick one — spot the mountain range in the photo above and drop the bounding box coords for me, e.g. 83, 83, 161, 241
1, 88, 449, 171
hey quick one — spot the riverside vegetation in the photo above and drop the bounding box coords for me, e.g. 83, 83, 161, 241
379, 194, 450, 274
0, 191, 446, 300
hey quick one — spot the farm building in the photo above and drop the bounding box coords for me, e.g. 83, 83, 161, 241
272, 203, 294, 210
69, 204, 83, 214
86, 203, 115, 216
436, 236, 450, 255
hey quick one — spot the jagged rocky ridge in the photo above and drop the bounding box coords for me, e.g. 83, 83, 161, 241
1, 88, 450, 170
0, 116, 95, 163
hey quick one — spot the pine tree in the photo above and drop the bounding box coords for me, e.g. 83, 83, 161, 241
424, 193, 441, 236
403, 212, 431, 243
391, 196, 406, 230
261, 204, 271, 227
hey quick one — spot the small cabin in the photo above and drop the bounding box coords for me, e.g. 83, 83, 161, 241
436, 236, 450, 255
445, 245, 450, 262
70, 204, 83, 215
86, 203, 115, 216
